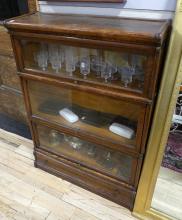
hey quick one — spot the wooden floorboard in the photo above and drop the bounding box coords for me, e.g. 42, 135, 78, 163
0, 129, 137, 220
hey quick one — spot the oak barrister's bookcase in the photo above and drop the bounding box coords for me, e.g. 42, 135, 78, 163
5, 12, 170, 210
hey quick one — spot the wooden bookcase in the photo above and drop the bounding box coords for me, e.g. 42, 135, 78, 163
5, 12, 170, 210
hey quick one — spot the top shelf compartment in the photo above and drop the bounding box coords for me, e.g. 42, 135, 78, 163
5, 12, 170, 100
21, 40, 147, 93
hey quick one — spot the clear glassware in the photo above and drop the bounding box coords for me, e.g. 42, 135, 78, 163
65, 46, 76, 76
87, 145, 96, 158
49, 130, 64, 146
101, 62, 114, 83
59, 46, 65, 64
64, 134, 82, 150
35, 43, 48, 71
118, 66, 135, 87
105, 52, 118, 80
98, 151, 114, 170
80, 48, 90, 79
131, 55, 145, 88
90, 50, 103, 78
48, 44, 62, 74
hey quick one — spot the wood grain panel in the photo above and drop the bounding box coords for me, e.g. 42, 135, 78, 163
0, 25, 13, 57
35, 149, 135, 210
0, 86, 27, 123
0, 55, 20, 90
4, 12, 170, 46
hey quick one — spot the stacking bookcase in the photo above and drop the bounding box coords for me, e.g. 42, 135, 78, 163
5, 12, 170, 210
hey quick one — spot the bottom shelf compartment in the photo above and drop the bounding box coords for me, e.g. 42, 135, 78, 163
35, 149, 136, 210
36, 124, 135, 183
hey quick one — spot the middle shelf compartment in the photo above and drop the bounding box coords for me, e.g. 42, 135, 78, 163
27, 79, 148, 153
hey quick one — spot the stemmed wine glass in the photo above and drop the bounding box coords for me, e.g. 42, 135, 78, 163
118, 66, 135, 88
101, 62, 117, 83
80, 48, 90, 79
34, 43, 48, 71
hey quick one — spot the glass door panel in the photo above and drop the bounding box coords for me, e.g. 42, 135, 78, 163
37, 124, 133, 183
21, 40, 147, 93
28, 80, 143, 149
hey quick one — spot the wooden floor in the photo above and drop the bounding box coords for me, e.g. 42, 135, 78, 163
152, 167, 182, 220
0, 129, 137, 220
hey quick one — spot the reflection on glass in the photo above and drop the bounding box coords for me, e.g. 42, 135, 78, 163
23, 41, 147, 91
38, 125, 132, 182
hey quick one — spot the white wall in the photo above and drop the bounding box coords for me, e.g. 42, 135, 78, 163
39, 0, 177, 19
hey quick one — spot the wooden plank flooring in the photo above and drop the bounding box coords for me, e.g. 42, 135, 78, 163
152, 167, 182, 220
0, 129, 137, 220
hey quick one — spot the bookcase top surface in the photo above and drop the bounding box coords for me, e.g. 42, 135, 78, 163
5, 12, 170, 46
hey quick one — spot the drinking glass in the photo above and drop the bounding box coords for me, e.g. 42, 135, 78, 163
80, 48, 90, 79
48, 44, 62, 74
101, 62, 115, 83
90, 50, 103, 78
65, 46, 76, 76
104, 52, 118, 81
35, 43, 48, 71
91, 55, 102, 77
59, 46, 65, 64
118, 66, 135, 87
